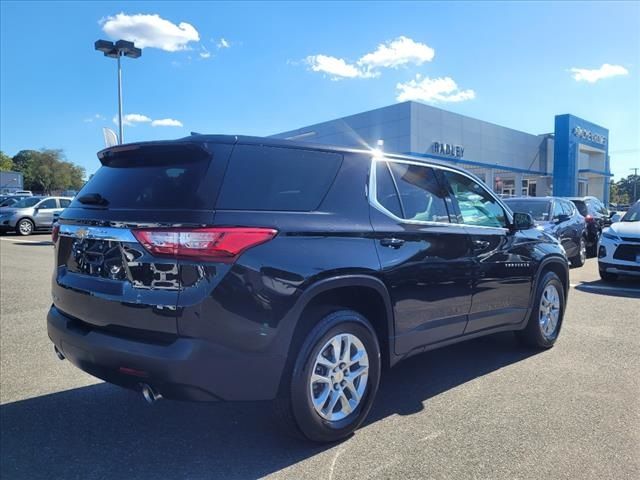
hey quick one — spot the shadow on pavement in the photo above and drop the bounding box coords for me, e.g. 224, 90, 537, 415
0, 333, 537, 480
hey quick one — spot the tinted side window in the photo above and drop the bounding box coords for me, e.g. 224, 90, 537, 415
444, 171, 506, 228
553, 201, 564, 219
59, 199, 71, 208
217, 145, 342, 211
572, 200, 587, 216
561, 201, 573, 217
38, 199, 57, 209
374, 161, 403, 218
387, 162, 450, 223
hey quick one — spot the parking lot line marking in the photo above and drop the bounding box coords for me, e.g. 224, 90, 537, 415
571, 283, 640, 294
0, 237, 52, 244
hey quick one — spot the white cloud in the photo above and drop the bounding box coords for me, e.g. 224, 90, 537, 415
199, 45, 211, 59
110, 113, 183, 127
84, 113, 105, 123
570, 63, 629, 83
396, 75, 476, 103
358, 36, 434, 71
217, 37, 230, 49
305, 36, 434, 80
151, 118, 183, 127
113, 113, 152, 126
306, 54, 366, 80
101, 13, 199, 52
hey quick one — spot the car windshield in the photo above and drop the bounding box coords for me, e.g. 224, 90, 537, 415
0, 197, 18, 207
621, 202, 640, 222
504, 200, 551, 221
11, 197, 41, 208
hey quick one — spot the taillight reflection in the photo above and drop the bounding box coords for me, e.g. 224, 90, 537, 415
51, 223, 60, 243
132, 227, 277, 263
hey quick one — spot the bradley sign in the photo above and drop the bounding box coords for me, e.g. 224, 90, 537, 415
432, 142, 464, 158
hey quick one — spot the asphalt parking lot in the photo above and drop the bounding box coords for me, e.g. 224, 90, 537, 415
1, 232, 639, 480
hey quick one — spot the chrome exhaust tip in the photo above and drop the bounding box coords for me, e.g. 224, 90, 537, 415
54, 346, 65, 360
141, 384, 163, 404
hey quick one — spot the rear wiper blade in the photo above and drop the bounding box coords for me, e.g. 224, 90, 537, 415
77, 193, 109, 206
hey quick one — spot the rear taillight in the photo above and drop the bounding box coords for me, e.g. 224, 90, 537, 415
585, 214, 594, 222
132, 227, 277, 263
52, 223, 60, 243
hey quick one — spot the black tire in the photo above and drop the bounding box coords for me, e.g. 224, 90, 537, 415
275, 309, 381, 443
516, 271, 565, 349
15, 218, 34, 236
599, 269, 617, 281
570, 236, 586, 268
587, 231, 600, 257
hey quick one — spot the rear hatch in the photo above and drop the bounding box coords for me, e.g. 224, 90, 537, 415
52, 140, 233, 338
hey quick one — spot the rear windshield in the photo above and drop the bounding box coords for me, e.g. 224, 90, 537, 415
71, 144, 214, 210
504, 200, 551, 221
216, 145, 342, 211
571, 200, 587, 216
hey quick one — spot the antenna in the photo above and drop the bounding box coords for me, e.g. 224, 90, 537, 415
102, 128, 118, 148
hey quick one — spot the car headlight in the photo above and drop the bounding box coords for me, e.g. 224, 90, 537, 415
602, 231, 620, 241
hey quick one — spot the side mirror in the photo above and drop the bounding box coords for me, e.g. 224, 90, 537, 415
512, 212, 534, 231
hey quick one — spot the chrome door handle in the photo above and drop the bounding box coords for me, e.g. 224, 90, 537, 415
380, 238, 405, 249
472, 239, 491, 251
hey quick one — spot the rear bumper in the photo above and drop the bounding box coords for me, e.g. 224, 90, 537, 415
47, 305, 286, 401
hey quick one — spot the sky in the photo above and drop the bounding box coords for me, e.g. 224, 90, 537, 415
1, 1, 638, 179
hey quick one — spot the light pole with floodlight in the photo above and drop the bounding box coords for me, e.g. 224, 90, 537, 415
94, 39, 141, 144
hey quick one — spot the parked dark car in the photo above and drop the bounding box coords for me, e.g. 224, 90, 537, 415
567, 196, 611, 256
48, 136, 569, 442
503, 197, 587, 267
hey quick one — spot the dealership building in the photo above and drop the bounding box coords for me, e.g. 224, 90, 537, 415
273, 101, 612, 203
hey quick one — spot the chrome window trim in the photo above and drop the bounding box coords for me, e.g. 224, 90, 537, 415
58, 224, 137, 242
368, 156, 511, 231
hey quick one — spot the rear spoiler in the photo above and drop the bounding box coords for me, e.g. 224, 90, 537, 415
97, 141, 215, 167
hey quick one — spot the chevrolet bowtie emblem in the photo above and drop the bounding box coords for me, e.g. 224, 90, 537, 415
76, 228, 90, 239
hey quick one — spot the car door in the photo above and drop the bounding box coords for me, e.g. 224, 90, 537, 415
561, 200, 582, 256
550, 200, 575, 257
441, 170, 535, 334
369, 158, 474, 355
33, 198, 58, 227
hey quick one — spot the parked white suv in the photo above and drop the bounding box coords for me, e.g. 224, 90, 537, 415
598, 200, 640, 281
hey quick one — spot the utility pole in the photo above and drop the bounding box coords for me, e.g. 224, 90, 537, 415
631, 167, 639, 203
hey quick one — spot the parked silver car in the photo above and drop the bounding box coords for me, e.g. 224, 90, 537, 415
0, 196, 72, 236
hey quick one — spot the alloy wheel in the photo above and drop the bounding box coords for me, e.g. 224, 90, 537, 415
539, 284, 560, 338
309, 333, 369, 422
18, 220, 33, 235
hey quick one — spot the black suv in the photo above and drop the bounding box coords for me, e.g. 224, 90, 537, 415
48, 136, 569, 442
567, 196, 611, 256
503, 197, 587, 267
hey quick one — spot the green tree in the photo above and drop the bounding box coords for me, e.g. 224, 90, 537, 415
0, 151, 13, 171
610, 174, 639, 205
11, 148, 85, 193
